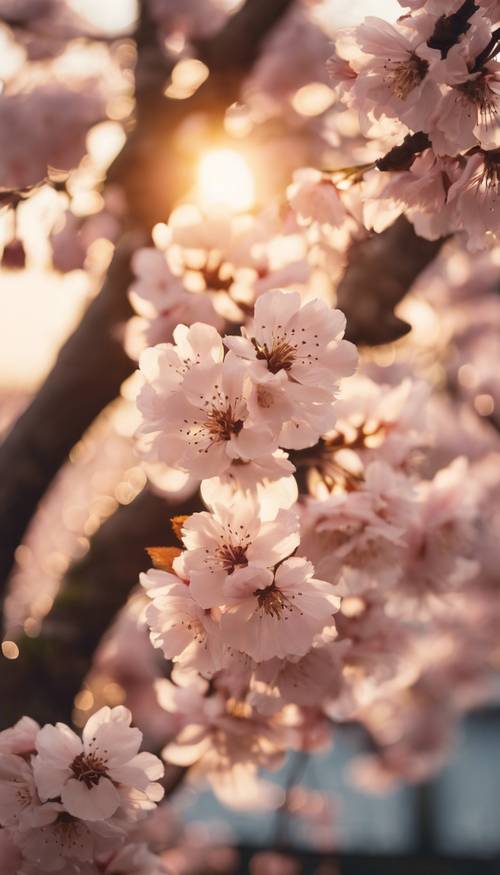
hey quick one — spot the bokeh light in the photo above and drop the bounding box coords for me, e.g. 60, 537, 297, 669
197, 148, 256, 213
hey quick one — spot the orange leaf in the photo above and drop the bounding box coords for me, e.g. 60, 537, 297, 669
171, 515, 189, 542
146, 546, 182, 572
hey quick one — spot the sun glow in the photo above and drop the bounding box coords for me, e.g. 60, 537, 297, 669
197, 148, 255, 213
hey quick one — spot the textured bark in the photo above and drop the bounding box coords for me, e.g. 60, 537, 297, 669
337, 217, 445, 347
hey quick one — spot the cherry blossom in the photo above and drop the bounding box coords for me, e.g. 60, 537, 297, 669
400, 457, 480, 604
137, 324, 277, 478
126, 247, 224, 359
140, 568, 224, 676
0, 716, 39, 755
288, 169, 348, 228
327, 0, 500, 249
200, 450, 298, 520
156, 679, 288, 804
0, 84, 106, 189
33, 707, 164, 822
101, 842, 168, 874
299, 461, 417, 587
221, 558, 340, 662
342, 16, 440, 131
0, 754, 56, 831
225, 289, 357, 448
179, 502, 300, 609
447, 150, 500, 249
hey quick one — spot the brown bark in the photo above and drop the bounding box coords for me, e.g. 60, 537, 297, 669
337, 217, 445, 347
0, 238, 138, 597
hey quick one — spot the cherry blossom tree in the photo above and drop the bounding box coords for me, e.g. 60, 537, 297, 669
1, 0, 500, 871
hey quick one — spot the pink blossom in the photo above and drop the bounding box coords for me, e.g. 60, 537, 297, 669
447, 150, 500, 250
156, 681, 287, 802
137, 325, 278, 478
249, 646, 342, 715
33, 707, 164, 822
426, 13, 500, 153
167, 205, 302, 319
140, 569, 224, 676
126, 247, 223, 359
226, 290, 356, 393
288, 169, 348, 228
347, 16, 440, 131
401, 458, 480, 601
221, 559, 340, 662
363, 151, 461, 240
225, 290, 357, 449
300, 462, 416, 587
327, 45, 358, 105
0, 716, 39, 755
331, 375, 430, 468
0, 754, 57, 831
179, 502, 300, 608
17, 815, 98, 872
103, 842, 168, 874
0, 84, 105, 189
200, 451, 298, 521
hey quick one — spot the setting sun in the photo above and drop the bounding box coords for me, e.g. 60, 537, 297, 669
197, 148, 255, 213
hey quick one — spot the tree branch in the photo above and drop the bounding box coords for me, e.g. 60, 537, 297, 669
337, 217, 445, 347
0, 237, 138, 598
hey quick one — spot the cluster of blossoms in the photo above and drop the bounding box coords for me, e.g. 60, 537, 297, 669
319, 0, 500, 249
136, 289, 357, 480
125, 205, 316, 360
0, 708, 167, 874
130, 281, 496, 803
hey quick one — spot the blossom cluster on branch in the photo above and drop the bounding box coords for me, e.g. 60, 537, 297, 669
131, 283, 496, 805
323, 0, 500, 249
0, 707, 167, 874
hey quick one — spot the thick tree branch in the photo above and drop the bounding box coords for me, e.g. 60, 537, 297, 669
0, 238, 138, 598
337, 217, 445, 347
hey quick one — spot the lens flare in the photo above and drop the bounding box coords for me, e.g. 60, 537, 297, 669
197, 148, 255, 213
